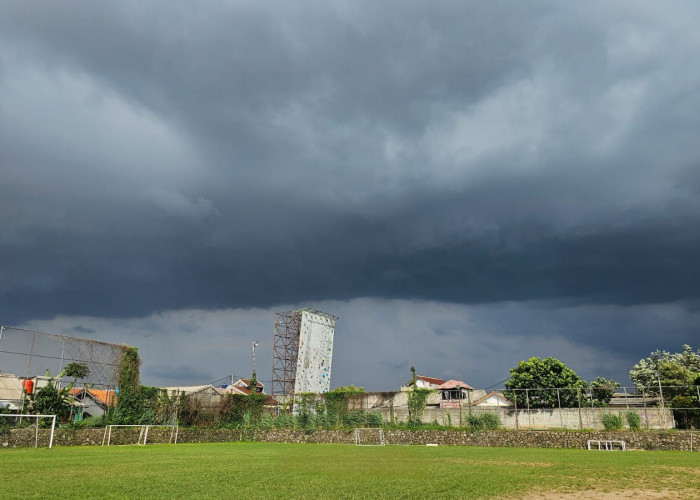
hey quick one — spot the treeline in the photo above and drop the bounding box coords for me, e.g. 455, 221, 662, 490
502, 345, 700, 428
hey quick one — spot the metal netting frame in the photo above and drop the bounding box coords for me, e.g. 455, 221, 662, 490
0, 325, 128, 393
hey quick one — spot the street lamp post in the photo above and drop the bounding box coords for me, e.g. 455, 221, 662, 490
252, 341, 259, 378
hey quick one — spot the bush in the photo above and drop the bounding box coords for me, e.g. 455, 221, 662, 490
600, 412, 624, 431
365, 412, 383, 428
0, 405, 12, 435
625, 411, 641, 431
467, 413, 500, 430
669, 395, 700, 429
342, 411, 365, 428
34, 382, 70, 426
273, 413, 293, 429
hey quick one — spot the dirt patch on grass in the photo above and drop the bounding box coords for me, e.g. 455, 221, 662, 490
518, 489, 695, 499
435, 457, 553, 467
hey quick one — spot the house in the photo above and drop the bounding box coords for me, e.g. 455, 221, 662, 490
232, 378, 264, 394
402, 375, 446, 391
217, 379, 279, 411
470, 391, 514, 408
162, 385, 222, 404
436, 380, 474, 409
608, 392, 661, 409
0, 374, 24, 411
68, 388, 117, 418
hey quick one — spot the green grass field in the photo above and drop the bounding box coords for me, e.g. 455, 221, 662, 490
1, 443, 698, 499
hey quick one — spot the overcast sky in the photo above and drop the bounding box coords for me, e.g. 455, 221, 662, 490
2, 1, 700, 390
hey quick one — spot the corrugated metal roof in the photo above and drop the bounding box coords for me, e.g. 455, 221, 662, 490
162, 385, 218, 395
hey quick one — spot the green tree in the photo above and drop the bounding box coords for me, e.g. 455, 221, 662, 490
658, 361, 695, 399
33, 381, 70, 424
590, 377, 620, 406
62, 362, 90, 388
630, 345, 700, 429
504, 357, 587, 408
112, 347, 144, 424
407, 366, 432, 426
62, 362, 90, 423
629, 345, 700, 395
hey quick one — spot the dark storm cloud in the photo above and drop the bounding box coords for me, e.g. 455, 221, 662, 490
2, 0, 700, 365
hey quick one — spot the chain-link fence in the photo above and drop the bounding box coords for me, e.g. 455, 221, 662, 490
0, 325, 128, 417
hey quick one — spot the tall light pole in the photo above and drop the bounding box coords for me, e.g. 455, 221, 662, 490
252, 341, 259, 378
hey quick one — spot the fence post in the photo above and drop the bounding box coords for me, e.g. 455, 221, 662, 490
642, 388, 649, 430
657, 375, 667, 429
525, 389, 532, 428
556, 388, 563, 428
514, 390, 519, 430
577, 387, 583, 430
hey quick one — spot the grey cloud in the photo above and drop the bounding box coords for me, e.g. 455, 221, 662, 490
1, 1, 700, 378
18, 298, 699, 390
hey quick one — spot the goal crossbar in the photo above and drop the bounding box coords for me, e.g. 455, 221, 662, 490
0, 414, 57, 449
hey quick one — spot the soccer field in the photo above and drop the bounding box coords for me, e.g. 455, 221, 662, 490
1, 442, 698, 499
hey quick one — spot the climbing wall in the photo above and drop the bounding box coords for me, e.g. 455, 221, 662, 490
293, 310, 336, 394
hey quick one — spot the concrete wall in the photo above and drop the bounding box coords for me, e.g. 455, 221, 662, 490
354, 391, 674, 430
2, 427, 697, 451
377, 406, 675, 430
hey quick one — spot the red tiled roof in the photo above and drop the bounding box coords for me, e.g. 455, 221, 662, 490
436, 379, 474, 390
69, 388, 117, 406
237, 378, 264, 389
263, 395, 278, 406
417, 376, 445, 386
219, 387, 278, 406
218, 386, 250, 395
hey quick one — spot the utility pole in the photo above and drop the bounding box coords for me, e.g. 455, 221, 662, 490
252, 341, 259, 377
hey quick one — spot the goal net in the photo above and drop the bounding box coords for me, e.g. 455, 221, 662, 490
102, 425, 179, 446
0, 414, 56, 448
354, 427, 386, 446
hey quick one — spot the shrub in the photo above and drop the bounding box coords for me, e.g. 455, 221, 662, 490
342, 411, 365, 428
34, 382, 70, 426
256, 414, 274, 430
365, 412, 383, 428
625, 411, 641, 431
467, 413, 500, 430
600, 412, 624, 431
669, 395, 700, 429
0, 404, 12, 435
273, 413, 293, 429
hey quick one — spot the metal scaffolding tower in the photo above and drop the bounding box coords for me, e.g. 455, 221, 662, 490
271, 310, 302, 397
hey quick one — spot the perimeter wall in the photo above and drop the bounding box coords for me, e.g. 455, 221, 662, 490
2, 428, 697, 451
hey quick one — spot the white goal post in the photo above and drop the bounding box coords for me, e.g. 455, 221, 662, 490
354, 427, 386, 446
587, 439, 626, 451
102, 424, 179, 446
0, 414, 57, 449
